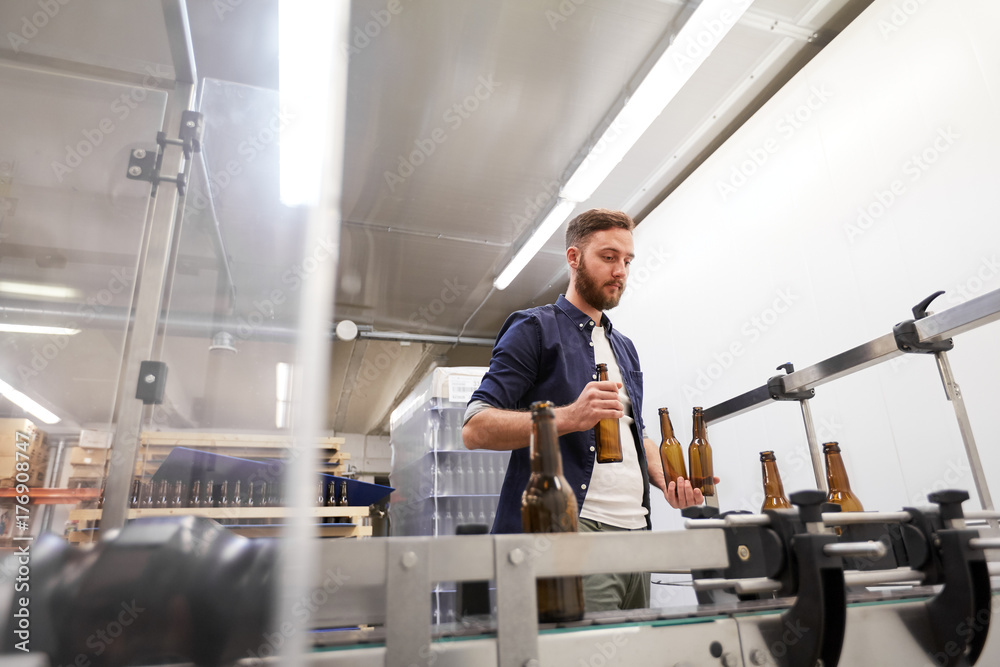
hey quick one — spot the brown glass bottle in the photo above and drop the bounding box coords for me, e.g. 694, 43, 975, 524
593, 363, 623, 463
338, 481, 349, 524
823, 442, 864, 512
129, 478, 141, 508
521, 401, 585, 623
759, 451, 791, 511
657, 408, 687, 486
688, 407, 716, 497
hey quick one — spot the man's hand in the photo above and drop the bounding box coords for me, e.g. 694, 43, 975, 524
555, 380, 623, 435
664, 476, 722, 509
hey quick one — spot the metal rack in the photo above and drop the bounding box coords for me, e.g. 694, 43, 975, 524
703, 288, 1000, 523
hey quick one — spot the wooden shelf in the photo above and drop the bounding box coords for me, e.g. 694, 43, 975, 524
66, 523, 372, 542
230, 524, 372, 538
68, 505, 371, 521
0, 487, 101, 505
141, 432, 345, 450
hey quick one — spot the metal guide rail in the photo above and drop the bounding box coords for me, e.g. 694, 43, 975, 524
3, 487, 999, 667
701, 288, 1000, 521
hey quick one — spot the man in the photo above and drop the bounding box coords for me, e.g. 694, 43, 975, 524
463, 208, 712, 612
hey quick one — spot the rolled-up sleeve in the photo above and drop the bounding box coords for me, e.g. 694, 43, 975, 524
469, 311, 540, 411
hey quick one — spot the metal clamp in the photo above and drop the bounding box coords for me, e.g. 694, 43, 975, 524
126, 110, 203, 196
893, 291, 955, 353
903, 490, 993, 666
688, 491, 848, 666
767, 362, 815, 401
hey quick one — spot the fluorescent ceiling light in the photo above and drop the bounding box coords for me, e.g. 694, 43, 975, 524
560, 0, 751, 202
0, 324, 80, 335
494, 199, 577, 290
0, 378, 60, 424
278, 0, 346, 207
276, 362, 293, 403
275, 362, 293, 428
0, 281, 81, 300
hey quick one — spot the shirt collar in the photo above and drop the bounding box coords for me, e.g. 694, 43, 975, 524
555, 294, 615, 335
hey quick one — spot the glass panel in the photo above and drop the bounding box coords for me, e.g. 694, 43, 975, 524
0, 61, 166, 545
128, 78, 367, 541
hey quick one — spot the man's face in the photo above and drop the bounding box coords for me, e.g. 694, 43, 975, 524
571, 228, 634, 311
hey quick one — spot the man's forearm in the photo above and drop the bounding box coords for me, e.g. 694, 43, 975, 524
463, 405, 588, 451
463, 408, 534, 451
644, 437, 666, 493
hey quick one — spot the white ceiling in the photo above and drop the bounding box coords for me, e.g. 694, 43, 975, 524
0, 0, 874, 435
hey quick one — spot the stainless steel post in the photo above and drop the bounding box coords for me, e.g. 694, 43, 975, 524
101, 0, 197, 532
799, 398, 826, 491
933, 350, 998, 530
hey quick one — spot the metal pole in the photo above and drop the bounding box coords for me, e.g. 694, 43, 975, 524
933, 350, 998, 530
102, 0, 196, 531
799, 398, 826, 491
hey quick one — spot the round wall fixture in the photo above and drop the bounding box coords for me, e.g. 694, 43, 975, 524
209, 331, 238, 354
335, 319, 359, 341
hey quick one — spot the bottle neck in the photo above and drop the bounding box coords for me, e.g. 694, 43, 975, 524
597, 364, 609, 381
659, 411, 675, 441
692, 412, 706, 442
531, 414, 563, 476
762, 459, 785, 497
825, 450, 853, 491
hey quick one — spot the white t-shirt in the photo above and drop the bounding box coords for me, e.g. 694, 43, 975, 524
579, 323, 647, 529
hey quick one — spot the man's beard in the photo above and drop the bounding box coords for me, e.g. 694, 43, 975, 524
575, 255, 625, 311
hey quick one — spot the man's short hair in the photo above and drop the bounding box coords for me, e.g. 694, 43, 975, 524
565, 209, 635, 250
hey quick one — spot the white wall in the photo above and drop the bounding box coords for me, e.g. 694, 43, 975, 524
335, 432, 392, 482
613, 0, 1000, 584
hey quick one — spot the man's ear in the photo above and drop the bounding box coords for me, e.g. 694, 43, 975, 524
566, 246, 581, 270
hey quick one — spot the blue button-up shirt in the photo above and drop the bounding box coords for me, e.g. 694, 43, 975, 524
469, 294, 650, 534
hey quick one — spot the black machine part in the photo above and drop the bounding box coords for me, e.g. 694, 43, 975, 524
0, 516, 276, 667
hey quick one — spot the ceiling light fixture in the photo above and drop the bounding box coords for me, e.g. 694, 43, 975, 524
561, 0, 752, 203
0, 281, 81, 300
493, 198, 577, 290
278, 0, 346, 207
0, 378, 60, 424
493, 0, 750, 290
275, 362, 293, 428
0, 324, 80, 335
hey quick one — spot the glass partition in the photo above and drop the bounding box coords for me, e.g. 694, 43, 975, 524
0, 60, 166, 546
